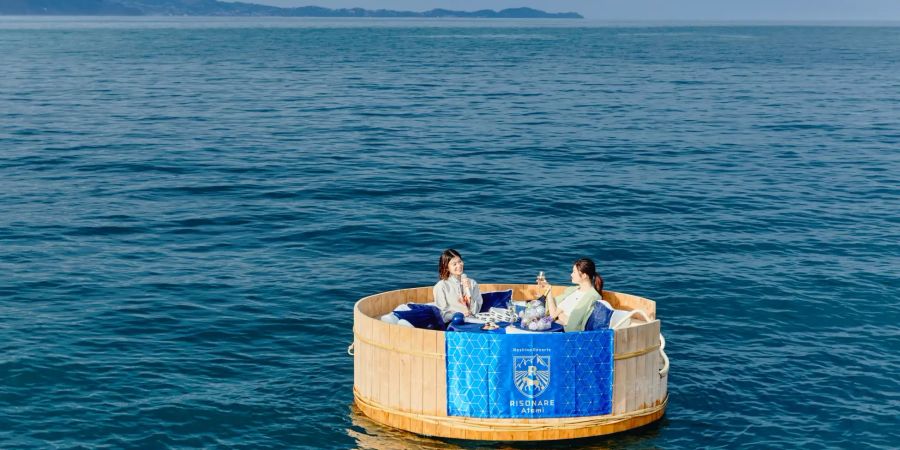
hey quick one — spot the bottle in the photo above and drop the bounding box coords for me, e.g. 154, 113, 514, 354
535, 271, 548, 303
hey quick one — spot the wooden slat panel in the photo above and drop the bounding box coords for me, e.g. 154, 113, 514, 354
352, 311, 362, 396
354, 310, 370, 398
379, 290, 394, 316
397, 327, 412, 433
638, 329, 650, 410
646, 350, 656, 409
355, 297, 370, 317
364, 321, 374, 400
514, 285, 528, 301
409, 332, 424, 434
419, 330, 437, 436
625, 351, 636, 413
406, 287, 420, 306
388, 324, 400, 410
613, 324, 634, 413
614, 323, 635, 355
383, 290, 399, 315
371, 295, 384, 318
643, 321, 661, 410
634, 327, 646, 411
623, 329, 636, 414
415, 286, 427, 303
434, 331, 447, 416
647, 327, 661, 408
366, 317, 377, 401
479, 283, 498, 292
375, 320, 391, 408
640, 347, 650, 409
368, 321, 380, 405
612, 363, 625, 412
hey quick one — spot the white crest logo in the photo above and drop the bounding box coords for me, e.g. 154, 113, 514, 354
513, 355, 551, 398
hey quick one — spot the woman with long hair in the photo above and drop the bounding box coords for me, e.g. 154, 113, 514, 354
537, 257, 604, 332
433, 249, 483, 322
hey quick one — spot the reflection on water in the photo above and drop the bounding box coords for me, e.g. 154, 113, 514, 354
347, 403, 665, 449
347, 404, 464, 450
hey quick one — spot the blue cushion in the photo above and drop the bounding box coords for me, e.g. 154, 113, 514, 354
393, 304, 445, 330
479, 289, 513, 313
585, 300, 614, 331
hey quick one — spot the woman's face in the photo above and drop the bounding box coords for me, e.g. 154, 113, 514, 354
570, 265, 587, 284
448, 256, 464, 277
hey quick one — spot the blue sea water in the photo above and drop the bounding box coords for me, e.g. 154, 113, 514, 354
1, 17, 898, 449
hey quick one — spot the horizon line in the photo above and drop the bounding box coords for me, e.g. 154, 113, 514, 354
4, 16, 900, 22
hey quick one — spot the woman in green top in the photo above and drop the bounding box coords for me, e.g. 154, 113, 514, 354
537, 258, 604, 332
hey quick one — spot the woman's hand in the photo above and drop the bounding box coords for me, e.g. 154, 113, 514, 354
461, 295, 473, 316
536, 279, 552, 300
460, 273, 473, 311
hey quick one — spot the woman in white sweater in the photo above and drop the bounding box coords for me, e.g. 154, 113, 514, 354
433, 249, 483, 322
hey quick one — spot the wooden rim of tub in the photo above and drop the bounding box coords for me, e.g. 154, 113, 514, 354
352, 284, 668, 441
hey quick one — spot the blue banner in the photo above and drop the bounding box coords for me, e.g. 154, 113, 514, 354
446, 330, 614, 418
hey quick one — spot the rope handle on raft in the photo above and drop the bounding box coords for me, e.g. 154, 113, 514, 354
347, 343, 354, 356
659, 333, 669, 377
610, 309, 651, 329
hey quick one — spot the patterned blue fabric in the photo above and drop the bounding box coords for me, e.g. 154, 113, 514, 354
479, 289, 513, 312
585, 301, 614, 331
446, 330, 614, 418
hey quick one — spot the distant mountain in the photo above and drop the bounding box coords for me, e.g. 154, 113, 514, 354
0, 0, 141, 15
0, 0, 583, 18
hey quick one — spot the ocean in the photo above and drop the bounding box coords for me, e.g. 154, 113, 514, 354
1, 17, 898, 449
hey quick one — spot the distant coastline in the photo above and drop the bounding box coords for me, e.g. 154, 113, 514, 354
0, 1, 583, 19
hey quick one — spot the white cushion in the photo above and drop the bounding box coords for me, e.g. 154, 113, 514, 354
380, 313, 399, 324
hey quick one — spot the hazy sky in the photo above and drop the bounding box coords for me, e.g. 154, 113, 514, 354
241, 0, 900, 20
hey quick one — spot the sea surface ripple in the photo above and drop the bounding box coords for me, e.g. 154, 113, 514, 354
1, 18, 898, 449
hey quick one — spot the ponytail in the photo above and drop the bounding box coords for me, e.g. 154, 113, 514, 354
574, 257, 604, 295
593, 273, 604, 294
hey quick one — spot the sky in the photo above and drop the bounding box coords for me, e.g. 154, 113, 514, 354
239, 0, 900, 21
